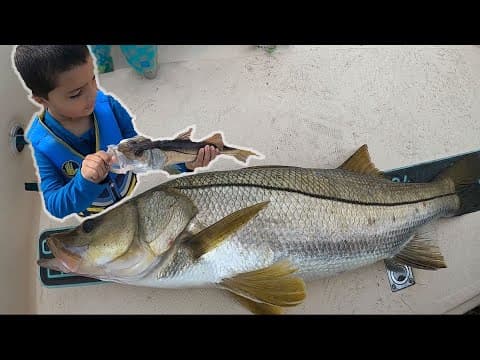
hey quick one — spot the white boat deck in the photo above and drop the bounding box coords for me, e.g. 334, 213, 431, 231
3, 45, 479, 314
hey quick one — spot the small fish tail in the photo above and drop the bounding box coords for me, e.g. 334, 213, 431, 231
232, 149, 258, 163
435, 153, 480, 216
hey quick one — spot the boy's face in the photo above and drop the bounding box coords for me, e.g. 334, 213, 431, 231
34, 55, 98, 120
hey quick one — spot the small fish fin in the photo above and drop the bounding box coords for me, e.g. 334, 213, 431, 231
232, 149, 258, 163
187, 201, 269, 259
229, 293, 284, 315
393, 234, 447, 270
204, 133, 225, 150
37, 258, 72, 273
434, 153, 480, 216
339, 144, 384, 177
221, 260, 306, 308
175, 128, 193, 140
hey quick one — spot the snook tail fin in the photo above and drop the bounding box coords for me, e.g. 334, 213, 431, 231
436, 153, 480, 216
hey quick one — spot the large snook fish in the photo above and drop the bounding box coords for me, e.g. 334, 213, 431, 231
39, 145, 480, 314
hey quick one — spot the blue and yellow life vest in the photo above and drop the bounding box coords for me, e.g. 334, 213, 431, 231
27, 90, 137, 216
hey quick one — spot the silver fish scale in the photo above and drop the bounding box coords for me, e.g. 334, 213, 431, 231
149, 167, 459, 284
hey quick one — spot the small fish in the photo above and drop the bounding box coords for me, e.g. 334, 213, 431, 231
117, 128, 258, 166
39, 145, 480, 314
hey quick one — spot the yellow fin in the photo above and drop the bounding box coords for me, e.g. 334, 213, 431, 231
393, 234, 447, 270
187, 201, 269, 259
230, 293, 284, 315
339, 144, 383, 177
221, 260, 306, 308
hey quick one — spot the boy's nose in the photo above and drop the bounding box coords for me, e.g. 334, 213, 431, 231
86, 88, 97, 103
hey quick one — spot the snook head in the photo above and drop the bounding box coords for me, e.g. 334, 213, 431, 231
38, 189, 197, 281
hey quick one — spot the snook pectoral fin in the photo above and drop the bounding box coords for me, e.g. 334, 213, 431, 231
186, 201, 269, 259
339, 144, 384, 177
229, 293, 285, 315
221, 260, 307, 314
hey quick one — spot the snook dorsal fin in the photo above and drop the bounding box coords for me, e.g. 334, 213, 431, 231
186, 201, 269, 259
339, 144, 383, 177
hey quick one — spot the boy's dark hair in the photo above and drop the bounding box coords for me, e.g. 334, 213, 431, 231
13, 45, 91, 99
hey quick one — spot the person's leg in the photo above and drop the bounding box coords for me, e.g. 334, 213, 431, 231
88, 45, 114, 73
119, 45, 158, 79
257, 45, 277, 54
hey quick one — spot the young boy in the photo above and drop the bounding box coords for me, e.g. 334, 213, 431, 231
13, 45, 218, 219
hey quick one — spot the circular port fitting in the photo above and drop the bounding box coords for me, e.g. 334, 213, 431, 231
390, 264, 410, 285
10, 125, 27, 154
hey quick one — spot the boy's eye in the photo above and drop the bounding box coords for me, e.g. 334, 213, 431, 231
70, 91, 81, 99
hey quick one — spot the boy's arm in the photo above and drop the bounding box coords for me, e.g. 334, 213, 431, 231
34, 151, 106, 218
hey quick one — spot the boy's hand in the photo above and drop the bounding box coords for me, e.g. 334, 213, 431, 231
81, 151, 113, 183
185, 145, 220, 171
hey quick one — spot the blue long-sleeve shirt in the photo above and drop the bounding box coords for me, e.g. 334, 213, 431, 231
31, 94, 190, 218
